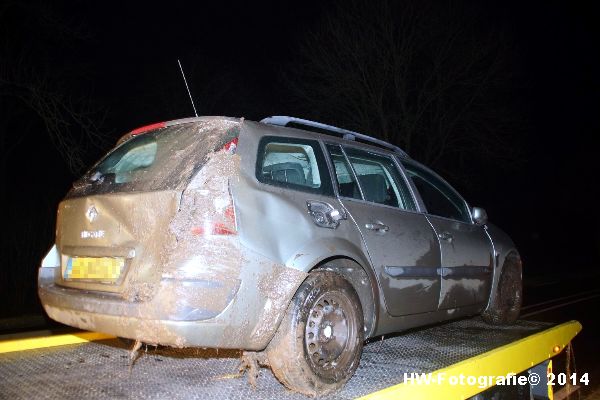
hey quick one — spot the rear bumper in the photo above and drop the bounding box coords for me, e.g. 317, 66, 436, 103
38, 246, 307, 350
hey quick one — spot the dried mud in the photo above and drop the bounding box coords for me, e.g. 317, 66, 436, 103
122, 121, 243, 346
251, 264, 307, 342
52, 118, 309, 351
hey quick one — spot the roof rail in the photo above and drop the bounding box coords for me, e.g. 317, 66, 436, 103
260, 116, 408, 157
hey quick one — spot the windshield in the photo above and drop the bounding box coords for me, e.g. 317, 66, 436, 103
68, 119, 240, 198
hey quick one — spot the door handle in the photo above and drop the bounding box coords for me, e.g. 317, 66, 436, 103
365, 222, 389, 233
438, 231, 453, 242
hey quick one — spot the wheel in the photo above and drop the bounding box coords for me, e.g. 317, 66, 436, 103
266, 270, 364, 396
482, 258, 522, 325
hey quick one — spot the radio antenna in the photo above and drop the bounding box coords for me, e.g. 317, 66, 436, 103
177, 59, 198, 117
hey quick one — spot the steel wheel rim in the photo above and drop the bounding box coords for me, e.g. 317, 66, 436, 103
304, 291, 355, 378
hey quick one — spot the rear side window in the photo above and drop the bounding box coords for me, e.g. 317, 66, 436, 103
256, 136, 333, 196
402, 161, 471, 223
343, 147, 416, 211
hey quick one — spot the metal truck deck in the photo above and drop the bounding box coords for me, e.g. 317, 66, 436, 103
0, 317, 581, 399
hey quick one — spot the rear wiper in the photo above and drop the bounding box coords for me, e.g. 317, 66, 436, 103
72, 171, 104, 189
72, 180, 87, 189
89, 171, 104, 183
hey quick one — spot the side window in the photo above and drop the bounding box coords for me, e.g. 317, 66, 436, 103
402, 161, 471, 223
326, 144, 362, 200
343, 147, 416, 211
256, 136, 333, 196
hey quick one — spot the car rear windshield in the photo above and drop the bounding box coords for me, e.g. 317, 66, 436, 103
67, 120, 240, 198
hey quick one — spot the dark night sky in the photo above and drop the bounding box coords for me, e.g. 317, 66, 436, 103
59, 1, 329, 123
62, 1, 600, 270
1, 0, 599, 315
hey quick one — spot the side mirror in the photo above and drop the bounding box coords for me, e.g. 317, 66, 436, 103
472, 207, 488, 225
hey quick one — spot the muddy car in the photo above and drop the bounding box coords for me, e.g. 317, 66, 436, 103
38, 116, 522, 396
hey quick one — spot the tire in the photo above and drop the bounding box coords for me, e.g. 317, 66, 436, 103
266, 270, 364, 396
482, 258, 522, 325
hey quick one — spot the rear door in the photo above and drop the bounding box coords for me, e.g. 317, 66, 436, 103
326, 145, 441, 316
400, 161, 493, 309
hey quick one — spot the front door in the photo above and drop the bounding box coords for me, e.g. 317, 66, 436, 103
401, 161, 493, 309
326, 145, 441, 316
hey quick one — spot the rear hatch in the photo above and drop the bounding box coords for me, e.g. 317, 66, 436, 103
56, 118, 240, 298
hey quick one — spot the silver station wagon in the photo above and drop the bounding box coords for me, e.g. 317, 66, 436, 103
39, 116, 522, 395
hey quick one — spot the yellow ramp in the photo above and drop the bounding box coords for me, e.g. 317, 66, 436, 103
0, 331, 115, 354
359, 320, 582, 400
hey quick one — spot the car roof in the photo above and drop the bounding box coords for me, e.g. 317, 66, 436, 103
260, 116, 409, 158
122, 116, 410, 159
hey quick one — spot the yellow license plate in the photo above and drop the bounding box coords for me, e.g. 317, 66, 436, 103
63, 257, 124, 282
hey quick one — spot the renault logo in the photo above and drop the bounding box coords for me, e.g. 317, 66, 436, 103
86, 205, 98, 223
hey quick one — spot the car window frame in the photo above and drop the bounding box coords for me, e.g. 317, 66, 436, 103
323, 142, 420, 213
322, 143, 364, 200
255, 135, 335, 197
399, 158, 474, 224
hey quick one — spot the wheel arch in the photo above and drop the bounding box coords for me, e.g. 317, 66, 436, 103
310, 256, 378, 339
484, 247, 522, 316
284, 238, 379, 338
484, 223, 522, 310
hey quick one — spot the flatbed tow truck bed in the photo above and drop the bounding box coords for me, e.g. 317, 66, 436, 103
0, 317, 581, 399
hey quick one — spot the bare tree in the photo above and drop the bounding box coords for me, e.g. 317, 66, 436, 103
285, 0, 523, 182
0, 1, 110, 316
0, 62, 107, 173
0, 1, 108, 174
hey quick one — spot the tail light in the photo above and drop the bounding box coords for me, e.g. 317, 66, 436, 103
189, 137, 239, 237
191, 198, 237, 236
222, 137, 238, 154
